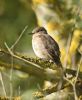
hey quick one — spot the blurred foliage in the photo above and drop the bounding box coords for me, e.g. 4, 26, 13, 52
0, 0, 82, 100
0, 0, 37, 55
32, 0, 82, 68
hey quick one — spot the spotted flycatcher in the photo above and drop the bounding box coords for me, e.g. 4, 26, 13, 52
32, 27, 62, 67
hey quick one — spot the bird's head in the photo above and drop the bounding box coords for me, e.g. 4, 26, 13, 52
32, 27, 47, 34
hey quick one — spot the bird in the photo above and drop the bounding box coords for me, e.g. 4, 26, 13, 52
32, 26, 62, 67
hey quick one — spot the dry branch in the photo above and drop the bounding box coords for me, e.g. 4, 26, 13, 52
0, 96, 21, 100
0, 50, 62, 81
0, 50, 82, 98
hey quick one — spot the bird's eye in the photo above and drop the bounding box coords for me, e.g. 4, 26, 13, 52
37, 29, 43, 32
39, 29, 43, 31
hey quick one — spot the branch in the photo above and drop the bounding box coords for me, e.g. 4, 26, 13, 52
0, 96, 21, 100
0, 50, 82, 79
0, 49, 82, 98
0, 50, 62, 81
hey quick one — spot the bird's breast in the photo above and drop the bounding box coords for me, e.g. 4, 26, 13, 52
32, 34, 49, 59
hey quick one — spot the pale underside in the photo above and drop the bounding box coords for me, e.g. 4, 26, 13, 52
32, 33, 60, 62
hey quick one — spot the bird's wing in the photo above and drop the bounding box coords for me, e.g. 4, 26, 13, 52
41, 34, 60, 62
48, 35, 60, 57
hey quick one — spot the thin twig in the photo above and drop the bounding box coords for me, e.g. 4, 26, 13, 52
64, 56, 82, 100
74, 56, 82, 84
5, 43, 13, 100
10, 49, 14, 100
10, 25, 28, 49
73, 56, 82, 100
4, 44, 42, 69
0, 72, 7, 97
57, 34, 72, 92
4, 25, 28, 99
63, 34, 72, 69
4, 42, 13, 55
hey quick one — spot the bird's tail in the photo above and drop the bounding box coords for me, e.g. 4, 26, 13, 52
54, 59, 63, 68
58, 61, 62, 68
